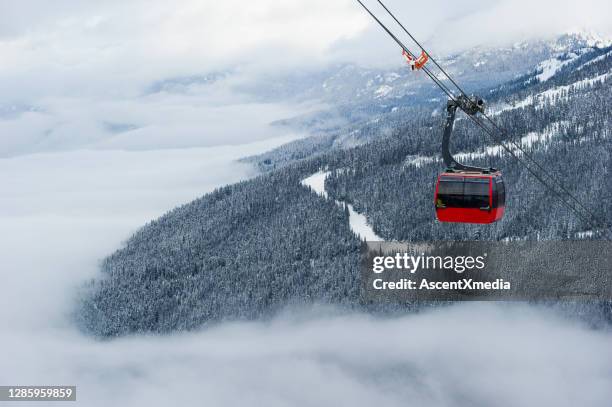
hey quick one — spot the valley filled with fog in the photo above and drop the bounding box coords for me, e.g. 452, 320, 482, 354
1, 135, 611, 406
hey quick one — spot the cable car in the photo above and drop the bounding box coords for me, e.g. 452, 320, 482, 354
435, 172, 505, 224
434, 95, 506, 224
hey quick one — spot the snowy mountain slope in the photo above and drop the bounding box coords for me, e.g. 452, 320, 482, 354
324, 49, 611, 241
80, 39, 611, 336
246, 37, 611, 172
280, 32, 610, 105
231, 32, 611, 151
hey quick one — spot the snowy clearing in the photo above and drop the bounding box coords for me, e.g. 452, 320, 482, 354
374, 85, 393, 99
301, 171, 383, 241
493, 71, 611, 115
536, 54, 577, 82
402, 155, 439, 168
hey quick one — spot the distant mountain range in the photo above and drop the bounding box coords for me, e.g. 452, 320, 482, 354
240, 31, 609, 105
247, 31, 611, 168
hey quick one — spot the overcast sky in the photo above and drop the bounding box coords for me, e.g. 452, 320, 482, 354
0, 0, 609, 155
2, 0, 609, 75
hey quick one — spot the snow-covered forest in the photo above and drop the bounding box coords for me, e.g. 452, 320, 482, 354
81, 40, 612, 336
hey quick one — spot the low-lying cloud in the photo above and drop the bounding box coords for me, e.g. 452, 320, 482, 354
2, 306, 611, 406
1, 0, 609, 158
1, 146, 612, 406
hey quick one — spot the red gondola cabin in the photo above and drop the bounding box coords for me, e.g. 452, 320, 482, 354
434, 171, 505, 224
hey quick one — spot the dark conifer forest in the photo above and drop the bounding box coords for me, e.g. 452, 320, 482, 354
80, 45, 611, 336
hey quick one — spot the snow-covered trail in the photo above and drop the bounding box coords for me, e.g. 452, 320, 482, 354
301, 171, 383, 241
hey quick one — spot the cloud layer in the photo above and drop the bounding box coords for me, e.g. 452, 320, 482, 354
0, 0, 609, 157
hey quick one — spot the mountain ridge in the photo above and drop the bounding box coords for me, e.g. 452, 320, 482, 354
79, 36, 612, 336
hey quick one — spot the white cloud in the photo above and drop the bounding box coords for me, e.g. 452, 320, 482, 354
0, 92, 315, 156
0, 1, 365, 156
1, 0, 610, 96
0, 0, 368, 96
0, 0, 609, 157
434, 0, 612, 51
0, 138, 293, 331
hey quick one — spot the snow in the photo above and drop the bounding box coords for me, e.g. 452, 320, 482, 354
533, 72, 611, 105
454, 145, 505, 161
565, 29, 612, 48
403, 122, 568, 166
535, 46, 603, 83
374, 85, 393, 99
403, 155, 438, 168
577, 230, 594, 239
346, 205, 383, 242
458, 122, 568, 161
577, 50, 612, 71
536, 58, 564, 82
385, 72, 400, 82
493, 71, 611, 115
535, 55, 581, 82
301, 171, 383, 241
535, 43, 609, 83
302, 171, 330, 199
